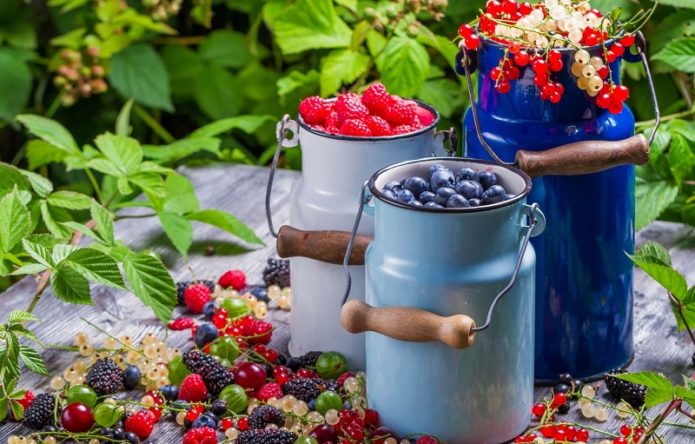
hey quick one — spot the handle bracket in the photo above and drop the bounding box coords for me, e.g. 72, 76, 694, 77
265, 115, 299, 238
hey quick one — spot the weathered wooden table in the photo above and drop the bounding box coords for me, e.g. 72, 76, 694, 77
1, 165, 693, 443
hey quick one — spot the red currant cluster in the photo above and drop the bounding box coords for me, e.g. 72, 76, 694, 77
478, 0, 535, 36
595, 83, 630, 114
614, 424, 646, 444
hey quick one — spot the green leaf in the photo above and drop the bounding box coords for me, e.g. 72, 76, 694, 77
0, 189, 30, 253
630, 250, 688, 300
158, 211, 193, 256
0, 48, 32, 121
616, 372, 675, 408
94, 133, 143, 176
123, 253, 176, 323
129, 173, 166, 198
191, 115, 275, 139
20, 170, 53, 197
21, 239, 53, 268
633, 241, 672, 267
9, 399, 24, 420
86, 158, 122, 177
162, 175, 200, 214
417, 78, 465, 119
18, 346, 47, 375
116, 99, 134, 136
26, 140, 67, 170
674, 288, 695, 331
0, 398, 6, 422
668, 135, 695, 185
108, 44, 173, 111
65, 248, 125, 288
47, 191, 92, 210
377, 36, 430, 97
52, 244, 76, 265
657, 0, 695, 9
8, 310, 39, 323
266, 0, 351, 55
40, 201, 72, 239
11, 263, 47, 276
320, 49, 370, 96
50, 264, 92, 304
161, 46, 205, 100
635, 177, 679, 230
142, 138, 220, 163
91, 202, 115, 246
186, 209, 263, 245
61, 221, 100, 242
199, 30, 253, 69
653, 38, 695, 73
193, 65, 244, 120
0, 163, 30, 195
16, 115, 79, 154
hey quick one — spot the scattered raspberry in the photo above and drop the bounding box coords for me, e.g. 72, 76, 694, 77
184, 283, 212, 314
178, 374, 208, 402
298, 96, 331, 125
168, 317, 196, 330
382, 98, 417, 127
335, 93, 369, 122
183, 426, 218, 444
340, 119, 372, 137
361, 82, 391, 115
255, 382, 283, 401
17, 390, 35, 411
367, 115, 392, 136
218, 269, 246, 290
124, 410, 156, 440
415, 106, 435, 126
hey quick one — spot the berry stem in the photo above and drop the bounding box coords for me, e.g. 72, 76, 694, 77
79, 317, 146, 357
667, 291, 695, 348
637, 399, 682, 444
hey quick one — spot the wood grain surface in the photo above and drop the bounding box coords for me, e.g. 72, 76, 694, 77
0, 164, 693, 442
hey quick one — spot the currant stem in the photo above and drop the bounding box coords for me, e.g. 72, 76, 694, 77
667, 291, 695, 349
637, 399, 682, 444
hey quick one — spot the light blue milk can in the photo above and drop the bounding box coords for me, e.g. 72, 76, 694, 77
339, 158, 546, 443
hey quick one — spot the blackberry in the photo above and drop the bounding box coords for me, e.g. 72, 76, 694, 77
23, 393, 56, 429
318, 379, 341, 392
176, 279, 215, 305
262, 258, 290, 288
604, 370, 646, 408
297, 351, 322, 369
236, 429, 298, 444
282, 378, 321, 402
182, 350, 233, 396
248, 405, 285, 429
86, 358, 123, 395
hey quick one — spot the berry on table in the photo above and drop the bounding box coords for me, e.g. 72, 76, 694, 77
195, 323, 219, 347
604, 370, 646, 407
218, 269, 246, 290
61, 402, 95, 433
17, 390, 35, 411
86, 358, 123, 395
234, 362, 267, 390
256, 382, 283, 401
183, 426, 219, 444
124, 410, 156, 440
123, 365, 141, 390
282, 378, 321, 402
23, 393, 56, 429
236, 429, 298, 444
178, 374, 208, 402
248, 405, 285, 429
263, 258, 290, 288
184, 283, 212, 314
182, 350, 234, 396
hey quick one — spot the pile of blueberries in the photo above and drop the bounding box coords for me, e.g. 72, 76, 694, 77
381, 164, 515, 209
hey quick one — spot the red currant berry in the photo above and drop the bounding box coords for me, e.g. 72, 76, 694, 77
540, 84, 554, 100
491, 67, 502, 80
606, 49, 617, 63
554, 429, 567, 441
552, 392, 567, 408
620, 425, 632, 436
548, 49, 561, 63
576, 428, 590, 441
540, 424, 555, 438
549, 59, 563, 72
608, 99, 624, 114
458, 24, 474, 39
565, 425, 577, 441
237, 416, 249, 431
612, 42, 625, 57
502, 0, 517, 15
534, 73, 549, 86
480, 13, 496, 34
486, 0, 503, 15
596, 92, 611, 109
519, 1, 533, 15
614, 85, 629, 101
509, 43, 521, 54
496, 79, 511, 94
364, 409, 380, 426
506, 66, 520, 80
620, 35, 635, 47
613, 438, 627, 444
61, 402, 95, 433
514, 50, 530, 66
221, 418, 234, 430
598, 65, 609, 79
531, 403, 547, 418
549, 91, 562, 104
465, 34, 481, 50
531, 59, 548, 74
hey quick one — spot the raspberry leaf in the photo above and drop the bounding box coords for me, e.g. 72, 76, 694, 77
18, 345, 47, 376
50, 263, 92, 305
65, 248, 125, 289
123, 253, 176, 323
16, 115, 80, 155
629, 242, 688, 300
319, 49, 370, 96
186, 209, 263, 246
616, 372, 675, 408
91, 202, 115, 246
376, 36, 430, 98
157, 211, 193, 257
47, 191, 92, 210
0, 188, 31, 254
108, 44, 173, 112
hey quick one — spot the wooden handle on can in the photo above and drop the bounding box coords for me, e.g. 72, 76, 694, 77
515, 133, 650, 178
276, 225, 370, 265
340, 300, 476, 349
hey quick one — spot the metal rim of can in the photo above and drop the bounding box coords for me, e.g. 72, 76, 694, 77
367, 157, 533, 214
477, 32, 618, 54
296, 98, 441, 142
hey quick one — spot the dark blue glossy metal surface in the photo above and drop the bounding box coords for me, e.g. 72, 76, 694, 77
461, 39, 636, 381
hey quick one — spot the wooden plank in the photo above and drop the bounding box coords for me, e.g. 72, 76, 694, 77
1, 165, 694, 442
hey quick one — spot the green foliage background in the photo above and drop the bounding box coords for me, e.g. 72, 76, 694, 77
0, 0, 693, 227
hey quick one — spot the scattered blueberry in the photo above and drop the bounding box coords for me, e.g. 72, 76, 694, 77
430, 168, 455, 190
308, 399, 316, 411
428, 164, 447, 177
455, 180, 483, 200
124, 431, 139, 444
250, 286, 269, 302
160, 385, 179, 401
404, 176, 429, 195
477, 171, 498, 189
112, 428, 125, 440
211, 400, 227, 416
202, 301, 217, 320
456, 167, 477, 181
424, 201, 443, 208
195, 323, 219, 347
343, 401, 352, 410
481, 185, 506, 204
396, 189, 415, 203
469, 198, 481, 207
418, 191, 436, 204
446, 194, 470, 208
123, 365, 141, 390
435, 187, 456, 205
192, 413, 218, 429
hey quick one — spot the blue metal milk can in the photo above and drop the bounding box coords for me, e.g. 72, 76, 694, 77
339, 158, 546, 443
456, 32, 660, 381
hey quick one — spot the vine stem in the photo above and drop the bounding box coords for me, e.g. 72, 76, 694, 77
114, 212, 157, 221
635, 109, 695, 127
637, 399, 682, 444
25, 219, 97, 314
668, 292, 695, 348
133, 104, 175, 144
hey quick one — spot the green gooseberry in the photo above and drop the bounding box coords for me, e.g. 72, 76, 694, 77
93, 402, 120, 427
314, 391, 343, 415
218, 384, 248, 414
209, 336, 240, 362
315, 351, 348, 380
168, 355, 191, 386
294, 437, 319, 444
66, 384, 97, 408
221, 297, 250, 318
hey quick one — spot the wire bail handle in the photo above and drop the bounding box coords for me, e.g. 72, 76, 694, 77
435, 127, 459, 157
265, 115, 299, 238
342, 181, 372, 306
457, 30, 660, 162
